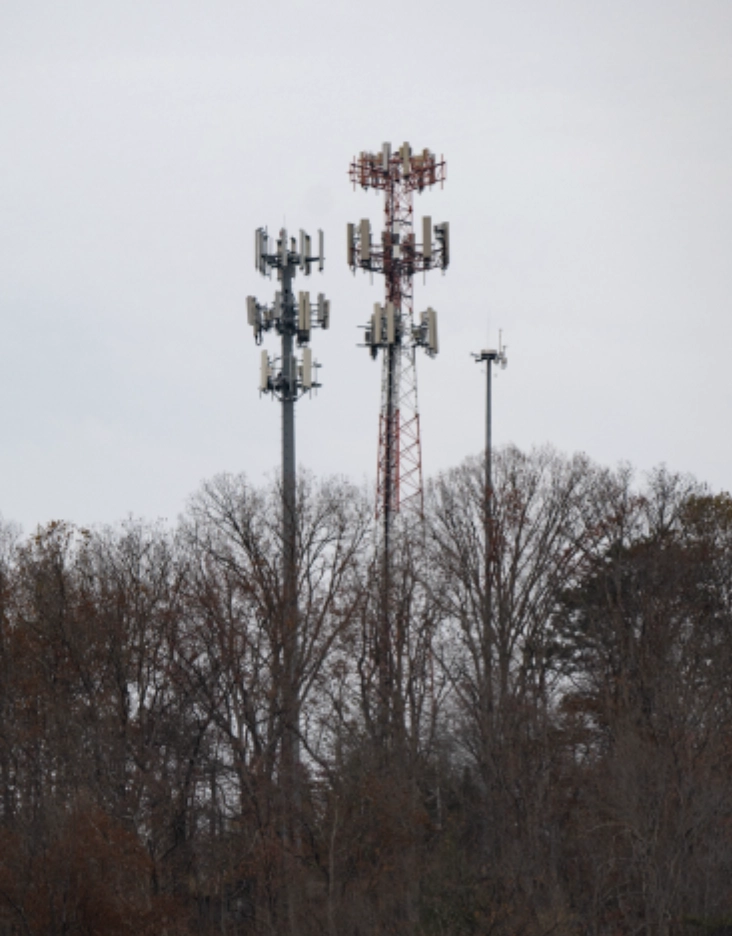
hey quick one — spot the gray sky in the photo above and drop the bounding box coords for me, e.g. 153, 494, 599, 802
2, 0, 731, 531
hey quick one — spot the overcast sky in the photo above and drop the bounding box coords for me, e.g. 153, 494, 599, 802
1, 0, 731, 531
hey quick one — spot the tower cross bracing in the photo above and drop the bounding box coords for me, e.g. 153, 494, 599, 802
348, 142, 449, 530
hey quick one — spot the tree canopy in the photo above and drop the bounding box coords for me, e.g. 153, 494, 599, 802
1, 449, 731, 936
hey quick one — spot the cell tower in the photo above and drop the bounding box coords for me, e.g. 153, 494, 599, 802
473, 334, 508, 685
247, 227, 329, 788
347, 142, 448, 544
248, 224, 329, 589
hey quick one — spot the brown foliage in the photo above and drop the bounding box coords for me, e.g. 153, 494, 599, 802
1, 457, 732, 935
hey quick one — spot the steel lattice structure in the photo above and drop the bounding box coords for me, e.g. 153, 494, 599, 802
347, 142, 449, 535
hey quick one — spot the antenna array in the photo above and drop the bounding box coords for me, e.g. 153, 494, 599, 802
247, 225, 329, 826
248, 228, 329, 398
347, 142, 448, 528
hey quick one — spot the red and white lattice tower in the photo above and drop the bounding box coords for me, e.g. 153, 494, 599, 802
347, 142, 449, 539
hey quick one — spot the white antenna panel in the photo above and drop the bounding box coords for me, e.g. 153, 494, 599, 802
247, 296, 257, 327
401, 141, 411, 174
302, 347, 312, 389
382, 142, 391, 170
360, 219, 371, 261
305, 234, 311, 275
299, 230, 306, 271
428, 307, 439, 355
255, 230, 261, 271
259, 351, 270, 391
298, 291, 311, 332
371, 307, 380, 346
280, 228, 288, 266
318, 292, 330, 328
422, 216, 432, 260
318, 229, 324, 272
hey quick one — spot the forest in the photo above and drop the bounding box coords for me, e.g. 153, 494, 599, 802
1, 445, 732, 936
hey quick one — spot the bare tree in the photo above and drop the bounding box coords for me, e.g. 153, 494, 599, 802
178, 471, 371, 934
424, 446, 603, 934
555, 468, 732, 936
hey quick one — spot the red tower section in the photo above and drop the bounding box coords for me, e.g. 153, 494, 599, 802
347, 142, 448, 529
